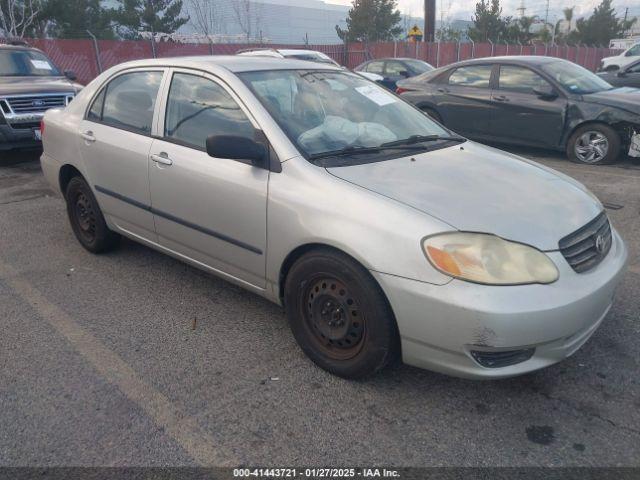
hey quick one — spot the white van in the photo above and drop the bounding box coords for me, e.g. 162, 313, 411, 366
600, 42, 640, 71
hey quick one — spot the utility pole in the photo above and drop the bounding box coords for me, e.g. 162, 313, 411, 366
516, 0, 526, 18
544, 0, 549, 25
424, 0, 435, 42
623, 7, 629, 36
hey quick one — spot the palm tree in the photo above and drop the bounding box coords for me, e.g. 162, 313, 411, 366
518, 15, 536, 43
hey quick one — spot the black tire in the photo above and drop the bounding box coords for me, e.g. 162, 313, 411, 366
604, 65, 619, 72
284, 249, 399, 379
567, 123, 621, 165
65, 176, 120, 253
421, 107, 442, 124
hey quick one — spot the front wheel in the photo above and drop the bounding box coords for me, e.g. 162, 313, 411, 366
284, 249, 399, 379
65, 176, 120, 253
567, 124, 621, 165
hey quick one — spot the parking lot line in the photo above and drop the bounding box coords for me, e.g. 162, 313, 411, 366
0, 257, 235, 467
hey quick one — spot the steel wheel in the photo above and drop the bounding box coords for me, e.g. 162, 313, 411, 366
73, 191, 97, 243
303, 277, 366, 361
574, 131, 609, 164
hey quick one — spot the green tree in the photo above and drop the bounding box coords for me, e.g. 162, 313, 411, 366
573, 0, 629, 46
35, 0, 114, 38
468, 0, 506, 42
336, 0, 402, 43
113, 0, 189, 39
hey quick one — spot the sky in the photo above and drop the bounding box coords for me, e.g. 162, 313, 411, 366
327, 0, 639, 23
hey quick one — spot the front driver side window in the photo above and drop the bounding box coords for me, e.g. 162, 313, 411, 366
498, 66, 552, 94
626, 44, 640, 56
164, 73, 255, 151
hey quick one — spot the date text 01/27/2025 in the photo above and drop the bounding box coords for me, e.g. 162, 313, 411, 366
232, 468, 401, 478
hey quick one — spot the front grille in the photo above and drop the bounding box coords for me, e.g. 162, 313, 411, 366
5, 95, 67, 113
9, 121, 40, 129
559, 211, 612, 273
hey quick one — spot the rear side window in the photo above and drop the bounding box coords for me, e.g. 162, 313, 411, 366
448, 65, 493, 88
93, 71, 162, 135
164, 73, 254, 151
365, 61, 384, 75
498, 66, 551, 93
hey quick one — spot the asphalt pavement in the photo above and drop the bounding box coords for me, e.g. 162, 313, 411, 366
0, 147, 639, 467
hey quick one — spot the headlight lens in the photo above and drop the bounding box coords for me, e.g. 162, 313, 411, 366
423, 233, 559, 285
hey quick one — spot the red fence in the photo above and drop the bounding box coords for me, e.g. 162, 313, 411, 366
4, 38, 622, 85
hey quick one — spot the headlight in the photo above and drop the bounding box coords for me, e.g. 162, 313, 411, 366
423, 233, 559, 285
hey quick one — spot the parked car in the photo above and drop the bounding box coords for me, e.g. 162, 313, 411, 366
237, 47, 383, 83
397, 56, 640, 165
597, 59, 640, 88
41, 56, 627, 379
600, 42, 640, 71
356, 57, 434, 90
0, 42, 81, 152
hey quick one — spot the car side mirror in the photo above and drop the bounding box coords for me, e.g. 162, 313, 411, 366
206, 134, 267, 168
399, 70, 410, 78
532, 85, 558, 99
64, 70, 77, 81
617, 70, 627, 77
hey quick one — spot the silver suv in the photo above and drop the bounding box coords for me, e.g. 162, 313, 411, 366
0, 43, 81, 152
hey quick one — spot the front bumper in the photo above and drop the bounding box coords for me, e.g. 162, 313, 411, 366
0, 115, 43, 151
374, 228, 628, 379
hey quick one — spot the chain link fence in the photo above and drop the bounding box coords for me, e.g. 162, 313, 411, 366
1, 37, 622, 85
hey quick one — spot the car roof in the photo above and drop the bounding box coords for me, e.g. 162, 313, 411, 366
0, 43, 40, 52
449, 55, 562, 67
106, 55, 341, 73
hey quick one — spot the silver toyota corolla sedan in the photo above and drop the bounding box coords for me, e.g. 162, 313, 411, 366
40, 56, 628, 379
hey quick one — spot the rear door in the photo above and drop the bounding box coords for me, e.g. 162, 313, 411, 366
434, 64, 495, 136
491, 64, 567, 147
77, 69, 165, 241
148, 69, 269, 288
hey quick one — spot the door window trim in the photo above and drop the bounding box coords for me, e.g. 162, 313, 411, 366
83, 67, 167, 137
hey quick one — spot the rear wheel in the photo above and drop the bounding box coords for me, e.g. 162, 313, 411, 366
567, 124, 620, 165
284, 249, 399, 379
65, 176, 120, 253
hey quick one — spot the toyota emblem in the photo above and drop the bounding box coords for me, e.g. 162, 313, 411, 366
595, 234, 606, 254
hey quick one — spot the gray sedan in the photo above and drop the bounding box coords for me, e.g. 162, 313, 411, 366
41, 56, 627, 379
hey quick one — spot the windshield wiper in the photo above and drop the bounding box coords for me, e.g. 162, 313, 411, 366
308, 143, 430, 161
381, 134, 465, 147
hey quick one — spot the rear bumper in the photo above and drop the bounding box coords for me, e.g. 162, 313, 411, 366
374, 228, 628, 379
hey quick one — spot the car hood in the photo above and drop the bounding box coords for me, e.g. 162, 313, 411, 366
582, 87, 640, 114
326, 142, 602, 251
0, 76, 80, 95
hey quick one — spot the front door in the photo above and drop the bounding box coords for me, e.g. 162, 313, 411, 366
77, 69, 164, 240
148, 70, 268, 288
490, 65, 567, 147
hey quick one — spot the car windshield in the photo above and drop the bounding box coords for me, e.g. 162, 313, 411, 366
240, 69, 454, 163
542, 60, 613, 94
404, 59, 433, 74
0, 49, 61, 77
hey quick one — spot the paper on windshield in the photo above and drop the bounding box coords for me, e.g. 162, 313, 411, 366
30, 59, 52, 70
355, 85, 396, 106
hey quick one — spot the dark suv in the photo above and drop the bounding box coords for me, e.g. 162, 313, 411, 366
0, 43, 81, 151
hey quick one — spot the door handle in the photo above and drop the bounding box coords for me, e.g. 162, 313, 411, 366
80, 131, 95, 142
494, 95, 509, 102
437, 88, 450, 93
150, 153, 173, 166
